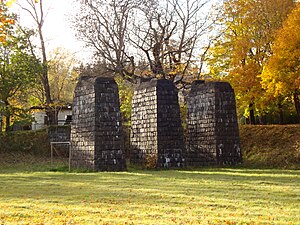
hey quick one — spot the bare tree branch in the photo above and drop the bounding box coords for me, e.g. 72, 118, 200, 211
73, 0, 216, 84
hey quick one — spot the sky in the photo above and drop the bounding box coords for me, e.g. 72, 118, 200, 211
10, 0, 220, 64
11, 0, 90, 62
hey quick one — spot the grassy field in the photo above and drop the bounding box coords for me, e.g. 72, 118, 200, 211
0, 163, 299, 225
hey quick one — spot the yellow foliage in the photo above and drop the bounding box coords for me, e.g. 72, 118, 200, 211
0, 34, 6, 43
208, 0, 296, 118
261, 3, 300, 97
5, 0, 15, 7
0, 0, 16, 43
168, 63, 186, 76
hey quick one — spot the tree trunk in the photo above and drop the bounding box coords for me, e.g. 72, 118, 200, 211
4, 101, 11, 132
258, 114, 267, 125
40, 29, 57, 125
45, 106, 60, 125
44, 106, 57, 126
5, 115, 10, 132
278, 103, 284, 125
293, 92, 300, 123
249, 103, 255, 125
38, 0, 56, 125
39, 32, 55, 124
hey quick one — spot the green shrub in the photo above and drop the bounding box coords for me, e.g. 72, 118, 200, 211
0, 129, 50, 156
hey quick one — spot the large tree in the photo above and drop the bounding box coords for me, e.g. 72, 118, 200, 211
0, 5, 41, 131
207, 0, 295, 124
73, 0, 216, 85
261, 3, 300, 122
17, 0, 57, 124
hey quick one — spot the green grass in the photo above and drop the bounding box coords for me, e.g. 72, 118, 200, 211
0, 164, 299, 225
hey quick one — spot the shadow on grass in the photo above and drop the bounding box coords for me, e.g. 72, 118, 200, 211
0, 162, 299, 224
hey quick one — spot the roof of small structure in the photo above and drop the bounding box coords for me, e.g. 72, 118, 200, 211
30, 104, 72, 110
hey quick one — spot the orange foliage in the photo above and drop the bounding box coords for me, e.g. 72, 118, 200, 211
0, 0, 16, 43
261, 3, 300, 97
208, 0, 296, 117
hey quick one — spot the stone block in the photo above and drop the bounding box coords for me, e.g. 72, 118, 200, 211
70, 76, 126, 171
130, 79, 185, 168
186, 80, 242, 165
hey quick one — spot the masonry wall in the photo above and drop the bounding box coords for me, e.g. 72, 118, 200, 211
130, 79, 185, 168
186, 80, 242, 166
70, 76, 126, 171
48, 125, 70, 142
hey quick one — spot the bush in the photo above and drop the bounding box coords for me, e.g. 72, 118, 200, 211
0, 129, 50, 156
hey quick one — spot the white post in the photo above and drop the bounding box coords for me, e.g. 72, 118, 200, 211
50, 143, 53, 165
69, 143, 71, 172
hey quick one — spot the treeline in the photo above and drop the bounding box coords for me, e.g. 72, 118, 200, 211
0, 0, 299, 132
207, 0, 300, 124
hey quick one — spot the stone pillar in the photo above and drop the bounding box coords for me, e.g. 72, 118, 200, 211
186, 80, 242, 166
130, 79, 185, 168
70, 76, 126, 171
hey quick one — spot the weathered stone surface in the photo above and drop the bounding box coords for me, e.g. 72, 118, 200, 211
48, 125, 70, 142
130, 79, 185, 168
186, 80, 242, 166
70, 76, 126, 171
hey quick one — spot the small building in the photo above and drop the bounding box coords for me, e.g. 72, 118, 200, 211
31, 105, 72, 130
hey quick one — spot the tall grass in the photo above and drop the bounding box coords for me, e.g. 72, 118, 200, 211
240, 125, 300, 168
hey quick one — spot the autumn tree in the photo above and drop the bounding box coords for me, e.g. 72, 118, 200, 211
48, 47, 79, 104
261, 3, 300, 123
0, 0, 16, 42
207, 0, 295, 124
17, 0, 57, 124
73, 0, 216, 85
0, 4, 41, 131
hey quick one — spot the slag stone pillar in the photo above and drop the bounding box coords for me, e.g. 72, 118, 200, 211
130, 79, 185, 168
186, 80, 242, 166
70, 76, 126, 171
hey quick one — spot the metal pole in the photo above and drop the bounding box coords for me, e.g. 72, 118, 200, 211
50, 143, 53, 165
69, 143, 71, 172
50, 141, 71, 170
